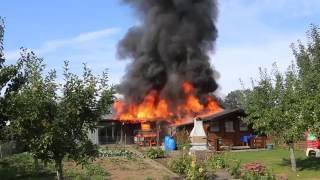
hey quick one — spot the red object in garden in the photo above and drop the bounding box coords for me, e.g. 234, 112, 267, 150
305, 131, 320, 148
306, 141, 319, 148
305, 131, 320, 157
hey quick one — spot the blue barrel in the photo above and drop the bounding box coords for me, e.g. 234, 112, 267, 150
164, 136, 170, 150
164, 136, 176, 151
168, 138, 176, 150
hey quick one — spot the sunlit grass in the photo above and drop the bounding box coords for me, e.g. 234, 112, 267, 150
226, 148, 320, 180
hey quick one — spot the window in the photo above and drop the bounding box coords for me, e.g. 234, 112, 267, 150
209, 121, 220, 132
225, 120, 235, 132
239, 121, 248, 131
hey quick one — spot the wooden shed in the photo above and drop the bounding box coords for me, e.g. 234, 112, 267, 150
176, 108, 266, 151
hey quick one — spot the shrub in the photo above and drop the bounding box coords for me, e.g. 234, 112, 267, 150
169, 153, 207, 179
68, 164, 108, 180
186, 159, 207, 180
241, 162, 276, 180
85, 164, 107, 176
145, 148, 165, 159
168, 153, 192, 174
0, 152, 55, 179
228, 159, 241, 179
207, 153, 228, 169
176, 129, 191, 150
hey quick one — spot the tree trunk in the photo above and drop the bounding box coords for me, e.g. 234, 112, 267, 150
34, 157, 39, 172
0, 144, 2, 158
43, 160, 47, 167
55, 159, 64, 180
289, 143, 297, 172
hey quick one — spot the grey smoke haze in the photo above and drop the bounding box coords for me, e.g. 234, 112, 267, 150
117, 0, 219, 106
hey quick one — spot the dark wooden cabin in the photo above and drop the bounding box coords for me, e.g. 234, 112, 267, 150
176, 108, 266, 151
88, 114, 171, 145
89, 108, 266, 150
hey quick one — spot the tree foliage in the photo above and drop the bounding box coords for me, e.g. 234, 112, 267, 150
223, 89, 249, 109
0, 18, 26, 133
8, 51, 115, 179
243, 25, 320, 171
245, 25, 320, 141
292, 25, 320, 133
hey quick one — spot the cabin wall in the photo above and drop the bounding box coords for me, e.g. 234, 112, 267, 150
95, 121, 140, 145
93, 120, 170, 145
204, 115, 252, 151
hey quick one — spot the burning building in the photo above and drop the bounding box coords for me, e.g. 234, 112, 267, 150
115, 0, 221, 119
89, 0, 225, 147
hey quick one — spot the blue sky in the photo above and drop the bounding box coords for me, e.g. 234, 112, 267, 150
1, 0, 320, 95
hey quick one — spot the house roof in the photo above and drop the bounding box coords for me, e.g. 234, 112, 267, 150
174, 108, 246, 127
101, 108, 246, 126
199, 108, 246, 122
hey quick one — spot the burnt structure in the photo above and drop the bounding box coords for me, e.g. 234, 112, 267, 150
88, 109, 267, 150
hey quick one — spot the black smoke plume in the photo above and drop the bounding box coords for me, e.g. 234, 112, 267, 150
117, 0, 219, 107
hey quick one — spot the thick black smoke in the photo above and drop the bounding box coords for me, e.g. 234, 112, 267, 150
117, 0, 219, 106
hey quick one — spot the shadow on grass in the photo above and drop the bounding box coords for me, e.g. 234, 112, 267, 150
280, 157, 320, 171
1, 153, 111, 179
0, 160, 56, 180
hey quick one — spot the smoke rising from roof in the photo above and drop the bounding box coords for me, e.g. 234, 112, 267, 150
117, 0, 219, 107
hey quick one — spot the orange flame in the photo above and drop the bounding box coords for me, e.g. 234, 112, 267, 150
113, 82, 222, 124
141, 123, 151, 131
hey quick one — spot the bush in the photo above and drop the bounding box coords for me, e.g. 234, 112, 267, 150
85, 164, 107, 176
207, 153, 228, 169
168, 153, 192, 174
0, 152, 55, 179
228, 159, 241, 179
67, 164, 108, 180
169, 153, 207, 179
186, 159, 207, 180
145, 148, 165, 159
176, 129, 191, 150
241, 162, 276, 180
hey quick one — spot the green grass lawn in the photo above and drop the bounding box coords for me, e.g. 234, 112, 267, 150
226, 148, 320, 180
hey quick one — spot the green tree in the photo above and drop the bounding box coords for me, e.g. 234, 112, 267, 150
223, 89, 249, 109
292, 25, 320, 133
50, 61, 114, 179
245, 65, 302, 171
9, 51, 114, 179
244, 25, 320, 171
0, 18, 26, 136
8, 50, 57, 170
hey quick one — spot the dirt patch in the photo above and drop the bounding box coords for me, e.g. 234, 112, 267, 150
64, 147, 181, 180
100, 157, 179, 180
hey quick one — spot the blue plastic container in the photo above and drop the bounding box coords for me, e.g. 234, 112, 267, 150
168, 138, 176, 150
164, 136, 170, 150
164, 136, 176, 151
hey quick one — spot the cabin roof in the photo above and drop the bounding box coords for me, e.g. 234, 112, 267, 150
199, 108, 246, 122
101, 108, 246, 126
174, 108, 246, 127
